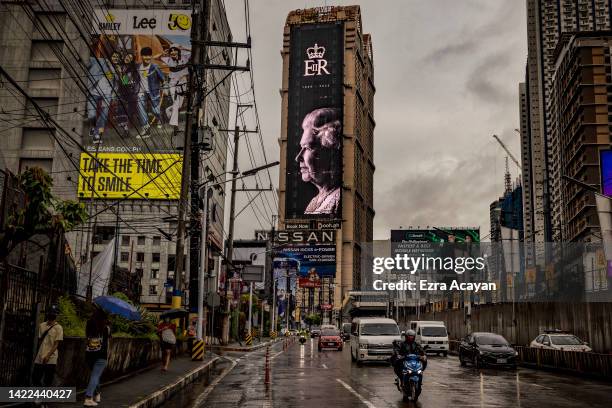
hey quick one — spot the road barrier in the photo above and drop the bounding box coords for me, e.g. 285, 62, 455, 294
192, 339, 205, 361
246, 332, 253, 346
449, 340, 612, 379
270, 331, 277, 339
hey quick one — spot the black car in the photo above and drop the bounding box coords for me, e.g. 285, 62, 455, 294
310, 327, 321, 338
459, 332, 518, 369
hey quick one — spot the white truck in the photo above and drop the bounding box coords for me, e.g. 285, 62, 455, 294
409, 320, 449, 357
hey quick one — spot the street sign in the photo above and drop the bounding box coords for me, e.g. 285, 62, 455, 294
242, 265, 264, 283
205, 292, 221, 307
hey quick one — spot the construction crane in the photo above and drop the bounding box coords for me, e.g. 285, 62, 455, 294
492, 134, 521, 171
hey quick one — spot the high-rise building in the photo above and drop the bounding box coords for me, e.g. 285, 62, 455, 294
519, 80, 536, 267
523, 0, 612, 254
0, 1, 231, 306
278, 6, 375, 313
551, 33, 612, 242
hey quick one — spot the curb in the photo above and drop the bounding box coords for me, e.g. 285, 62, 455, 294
208, 339, 280, 353
128, 356, 220, 408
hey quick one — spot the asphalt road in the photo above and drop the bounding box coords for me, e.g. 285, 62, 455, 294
166, 338, 612, 408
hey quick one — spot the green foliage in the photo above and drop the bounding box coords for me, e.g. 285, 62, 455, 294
0, 167, 87, 258
304, 313, 322, 326
57, 296, 86, 337
108, 292, 158, 338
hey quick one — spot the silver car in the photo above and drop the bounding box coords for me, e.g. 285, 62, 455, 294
530, 332, 592, 352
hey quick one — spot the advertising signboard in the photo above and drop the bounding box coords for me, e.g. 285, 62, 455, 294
600, 149, 612, 197
87, 9, 191, 150
285, 22, 344, 219
77, 152, 181, 199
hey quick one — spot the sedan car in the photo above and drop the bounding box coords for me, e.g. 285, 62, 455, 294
310, 327, 321, 338
459, 332, 517, 369
530, 331, 592, 352
318, 328, 343, 351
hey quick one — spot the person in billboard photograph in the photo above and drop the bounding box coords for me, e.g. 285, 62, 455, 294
116, 51, 140, 136
137, 47, 165, 138
307, 267, 321, 284
295, 107, 342, 216
161, 43, 191, 127
87, 50, 122, 143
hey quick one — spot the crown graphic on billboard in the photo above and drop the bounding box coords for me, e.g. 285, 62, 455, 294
306, 44, 325, 59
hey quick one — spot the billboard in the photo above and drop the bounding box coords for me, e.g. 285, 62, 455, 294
285, 22, 344, 219
77, 152, 181, 199
601, 150, 612, 197
274, 243, 336, 282
390, 228, 480, 243
87, 9, 191, 149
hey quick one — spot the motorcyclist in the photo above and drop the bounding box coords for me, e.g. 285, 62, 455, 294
392, 329, 427, 385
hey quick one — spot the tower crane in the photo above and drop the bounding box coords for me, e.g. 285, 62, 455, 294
492, 134, 521, 172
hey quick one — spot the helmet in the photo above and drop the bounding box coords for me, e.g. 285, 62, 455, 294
46, 304, 60, 319
404, 329, 416, 343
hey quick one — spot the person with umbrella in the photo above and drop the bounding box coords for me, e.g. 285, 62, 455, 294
84, 308, 110, 407
157, 315, 177, 372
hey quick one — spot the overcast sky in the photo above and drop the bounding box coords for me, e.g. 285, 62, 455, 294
223, 0, 527, 241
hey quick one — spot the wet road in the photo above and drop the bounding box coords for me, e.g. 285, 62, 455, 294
166, 338, 612, 407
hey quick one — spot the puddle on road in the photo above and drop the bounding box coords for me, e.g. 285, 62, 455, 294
163, 358, 231, 408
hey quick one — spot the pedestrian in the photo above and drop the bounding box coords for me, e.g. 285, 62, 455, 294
157, 317, 176, 372
84, 308, 111, 407
32, 304, 63, 387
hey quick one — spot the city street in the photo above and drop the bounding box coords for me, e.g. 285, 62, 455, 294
166, 339, 612, 408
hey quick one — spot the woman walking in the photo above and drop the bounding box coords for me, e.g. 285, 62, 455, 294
157, 317, 176, 372
84, 308, 111, 407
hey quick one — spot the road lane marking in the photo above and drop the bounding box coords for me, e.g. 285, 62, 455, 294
336, 379, 377, 408
191, 356, 238, 408
322, 363, 328, 369
431, 381, 449, 388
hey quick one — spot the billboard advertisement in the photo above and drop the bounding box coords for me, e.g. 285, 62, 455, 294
285, 22, 344, 219
87, 9, 191, 150
601, 149, 612, 197
77, 152, 181, 199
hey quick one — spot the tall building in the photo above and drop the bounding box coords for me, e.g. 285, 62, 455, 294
278, 6, 375, 314
0, 1, 232, 306
524, 0, 612, 253
551, 33, 612, 242
519, 80, 536, 267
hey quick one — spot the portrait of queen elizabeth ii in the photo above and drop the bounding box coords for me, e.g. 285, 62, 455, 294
294, 107, 342, 216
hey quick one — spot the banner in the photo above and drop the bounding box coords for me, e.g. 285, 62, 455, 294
87, 9, 191, 149
274, 244, 336, 278
77, 152, 181, 199
285, 22, 344, 219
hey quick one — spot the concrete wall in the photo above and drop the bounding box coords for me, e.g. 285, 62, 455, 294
411, 302, 612, 353
54, 337, 186, 388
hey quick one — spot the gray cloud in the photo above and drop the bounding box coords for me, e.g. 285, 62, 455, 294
466, 52, 514, 103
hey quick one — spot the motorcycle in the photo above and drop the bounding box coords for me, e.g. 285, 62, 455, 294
395, 354, 424, 402
299, 334, 307, 345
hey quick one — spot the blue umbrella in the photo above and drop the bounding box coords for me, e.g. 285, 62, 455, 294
94, 296, 141, 321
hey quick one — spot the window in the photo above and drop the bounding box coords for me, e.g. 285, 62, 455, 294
30, 40, 63, 63
21, 128, 55, 150
121, 236, 131, 246
135, 268, 143, 277
27, 68, 62, 90
152, 236, 161, 246
149, 285, 158, 295
167, 254, 176, 273
19, 158, 53, 174
120, 252, 129, 262
152, 252, 160, 263
136, 252, 144, 262
137, 236, 146, 245
151, 269, 159, 279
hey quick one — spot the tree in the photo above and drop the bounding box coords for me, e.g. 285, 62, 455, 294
304, 313, 321, 327
0, 167, 87, 259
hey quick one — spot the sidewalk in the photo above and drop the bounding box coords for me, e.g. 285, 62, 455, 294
52, 354, 217, 408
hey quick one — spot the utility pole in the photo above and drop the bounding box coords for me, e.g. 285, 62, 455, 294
173, 0, 205, 312
222, 126, 240, 344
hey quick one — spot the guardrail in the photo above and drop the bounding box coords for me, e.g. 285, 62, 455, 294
449, 340, 612, 379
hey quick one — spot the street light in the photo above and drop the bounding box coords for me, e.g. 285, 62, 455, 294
195, 162, 279, 342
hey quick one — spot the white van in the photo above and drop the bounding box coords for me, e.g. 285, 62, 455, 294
409, 321, 449, 356
350, 317, 402, 364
